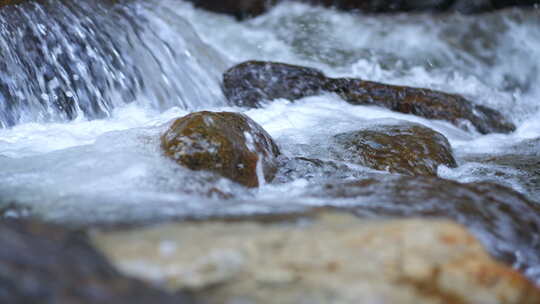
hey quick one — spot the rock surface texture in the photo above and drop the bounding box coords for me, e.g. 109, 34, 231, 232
183, 0, 540, 19
311, 174, 540, 272
161, 111, 280, 188
0, 219, 192, 304
93, 212, 540, 304
223, 61, 515, 134
333, 122, 457, 176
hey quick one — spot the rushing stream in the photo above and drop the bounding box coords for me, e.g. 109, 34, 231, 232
1, 0, 540, 282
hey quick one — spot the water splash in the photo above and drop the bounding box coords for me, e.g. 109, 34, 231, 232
0, 0, 228, 127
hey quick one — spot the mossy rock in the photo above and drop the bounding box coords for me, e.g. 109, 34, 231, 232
333, 123, 457, 176
161, 111, 280, 188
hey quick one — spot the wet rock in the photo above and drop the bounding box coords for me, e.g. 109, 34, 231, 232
222, 61, 516, 134
222, 61, 328, 108
310, 174, 540, 276
462, 153, 540, 201
184, 0, 271, 19
506, 137, 540, 155
330, 78, 516, 134
182, 0, 540, 19
161, 111, 280, 188
0, 202, 31, 219
453, 0, 540, 13
311, 0, 540, 13
308, 0, 453, 12
333, 122, 457, 176
93, 212, 540, 304
274, 157, 368, 183
0, 219, 192, 304
0, 0, 18, 6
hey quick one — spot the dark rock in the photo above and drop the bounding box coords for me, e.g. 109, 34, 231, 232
183, 0, 271, 19
182, 0, 540, 19
0, 0, 21, 6
308, 0, 453, 12
312, 0, 540, 13
463, 153, 540, 201
0, 219, 193, 304
161, 111, 280, 188
0, 203, 31, 218
453, 0, 540, 13
330, 78, 516, 134
274, 156, 368, 183
310, 174, 540, 272
223, 61, 328, 108
333, 122, 457, 176
222, 61, 516, 134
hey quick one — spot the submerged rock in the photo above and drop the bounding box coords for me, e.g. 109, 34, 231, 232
333, 122, 457, 176
93, 212, 540, 304
222, 61, 515, 134
161, 111, 280, 188
462, 153, 540, 201
274, 157, 368, 183
0, 219, 192, 304
311, 174, 540, 275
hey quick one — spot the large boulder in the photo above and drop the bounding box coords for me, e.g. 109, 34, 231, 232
161, 111, 280, 188
0, 219, 192, 304
332, 122, 457, 176
222, 61, 516, 134
309, 174, 540, 276
93, 212, 540, 304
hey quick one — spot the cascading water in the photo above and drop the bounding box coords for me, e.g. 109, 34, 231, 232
0, 0, 227, 127
1, 0, 540, 282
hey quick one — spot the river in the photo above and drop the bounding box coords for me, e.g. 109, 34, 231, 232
0, 0, 539, 282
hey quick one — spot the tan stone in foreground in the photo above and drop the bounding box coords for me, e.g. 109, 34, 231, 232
93, 212, 540, 304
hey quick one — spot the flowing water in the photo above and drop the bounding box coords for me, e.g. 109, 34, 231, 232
1, 0, 540, 282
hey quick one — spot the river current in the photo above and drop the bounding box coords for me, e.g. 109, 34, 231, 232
0, 0, 539, 282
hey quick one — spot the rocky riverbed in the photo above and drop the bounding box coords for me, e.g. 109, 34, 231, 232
1, 0, 540, 303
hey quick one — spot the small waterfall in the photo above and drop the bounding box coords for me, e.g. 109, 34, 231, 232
0, 0, 228, 127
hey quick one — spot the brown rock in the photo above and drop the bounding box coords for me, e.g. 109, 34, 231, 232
222, 61, 515, 134
161, 111, 280, 188
333, 122, 457, 176
93, 212, 540, 304
0, 0, 25, 6
0, 219, 193, 304
329, 78, 516, 134
311, 174, 540, 273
